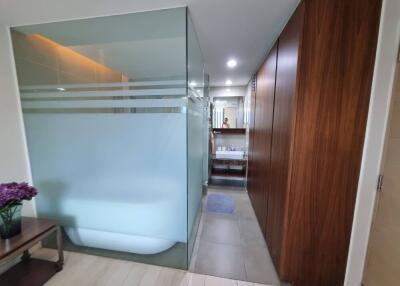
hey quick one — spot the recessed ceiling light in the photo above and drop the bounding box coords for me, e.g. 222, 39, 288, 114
189, 81, 197, 87
227, 59, 237, 68
225, 79, 233, 86
57, 87, 66, 91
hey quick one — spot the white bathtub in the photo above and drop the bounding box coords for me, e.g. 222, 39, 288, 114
65, 227, 176, 254
27, 113, 189, 256
37, 175, 187, 255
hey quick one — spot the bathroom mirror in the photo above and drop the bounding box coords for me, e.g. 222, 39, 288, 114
212, 96, 245, 129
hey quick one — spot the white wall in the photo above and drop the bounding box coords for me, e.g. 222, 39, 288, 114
210, 85, 247, 98
0, 26, 35, 216
345, 0, 400, 284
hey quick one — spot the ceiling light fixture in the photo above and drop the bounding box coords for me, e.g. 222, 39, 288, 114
225, 79, 233, 86
227, 59, 237, 68
57, 87, 66, 91
189, 81, 197, 87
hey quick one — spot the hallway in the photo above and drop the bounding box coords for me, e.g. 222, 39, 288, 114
0, 0, 390, 285
190, 187, 280, 285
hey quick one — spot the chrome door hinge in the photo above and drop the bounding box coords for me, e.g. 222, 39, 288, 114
252, 75, 257, 92
377, 174, 384, 192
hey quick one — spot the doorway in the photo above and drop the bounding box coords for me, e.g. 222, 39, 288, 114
362, 60, 400, 285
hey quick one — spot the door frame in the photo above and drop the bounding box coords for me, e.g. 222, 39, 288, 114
361, 60, 400, 285
345, 0, 400, 284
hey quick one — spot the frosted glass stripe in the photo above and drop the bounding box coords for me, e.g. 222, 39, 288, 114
20, 80, 186, 91
21, 98, 188, 109
23, 107, 186, 114
20, 88, 186, 99
22, 95, 186, 101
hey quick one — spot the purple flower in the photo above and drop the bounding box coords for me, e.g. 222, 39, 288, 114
0, 182, 38, 209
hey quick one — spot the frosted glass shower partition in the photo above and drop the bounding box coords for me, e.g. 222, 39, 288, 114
11, 7, 205, 269
187, 13, 205, 262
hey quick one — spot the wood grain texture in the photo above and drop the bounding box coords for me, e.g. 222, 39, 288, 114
266, 3, 304, 273
247, 0, 382, 285
281, 0, 382, 285
247, 44, 278, 235
247, 76, 257, 210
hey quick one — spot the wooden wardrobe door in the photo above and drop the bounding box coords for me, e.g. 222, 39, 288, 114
247, 77, 257, 201
282, 0, 382, 285
250, 44, 278, 233
251, 61, 267, 229
267, 2, 304, 274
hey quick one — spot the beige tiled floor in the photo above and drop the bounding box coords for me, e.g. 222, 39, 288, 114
190, 187, 280, 285
32, 248, 272, 286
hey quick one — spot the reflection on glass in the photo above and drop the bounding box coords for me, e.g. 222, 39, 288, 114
212, 96, 245, 128
187, 11, 206, 262
10, 7, 204, 270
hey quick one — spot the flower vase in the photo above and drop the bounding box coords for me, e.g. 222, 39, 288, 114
0, 203, 22, 239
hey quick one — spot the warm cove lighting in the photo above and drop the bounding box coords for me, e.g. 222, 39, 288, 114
28, 34, 124, 79
227, 59, 237, 68
225, 79, 233, 86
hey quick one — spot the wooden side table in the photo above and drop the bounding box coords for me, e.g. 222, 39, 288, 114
0, 217, 64, 286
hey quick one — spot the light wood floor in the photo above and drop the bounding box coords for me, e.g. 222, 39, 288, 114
33, 248, 274, 286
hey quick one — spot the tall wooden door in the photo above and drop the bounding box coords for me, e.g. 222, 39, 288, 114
250, 44, 278, 234
363, 63, 400, 286
267, 2, 304, 271
247, 77, 257, 204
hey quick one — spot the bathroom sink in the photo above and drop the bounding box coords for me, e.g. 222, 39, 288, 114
215, 150, 245, 160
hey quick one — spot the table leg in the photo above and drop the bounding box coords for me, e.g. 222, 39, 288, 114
55, 226, 64, 271
21, 250, 30, 262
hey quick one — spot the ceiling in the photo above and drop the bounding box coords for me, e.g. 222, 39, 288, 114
0, 0, 299, 86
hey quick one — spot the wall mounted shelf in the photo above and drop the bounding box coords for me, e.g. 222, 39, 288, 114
212, 128, 246, 134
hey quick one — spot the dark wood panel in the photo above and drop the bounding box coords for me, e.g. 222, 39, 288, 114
267, 2, 304, 274
250, 61, 268, 230
260, 43, 278, 238
281, 0, 382, 285
248, 44, 278, 234
247, 76, 257, 203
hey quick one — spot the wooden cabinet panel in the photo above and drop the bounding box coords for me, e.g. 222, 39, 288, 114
267, 3, 304, 272
281, 0, 382, 285
247, 0, 381, 285
247, 77, 257, 207
249, 44, 278, 234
